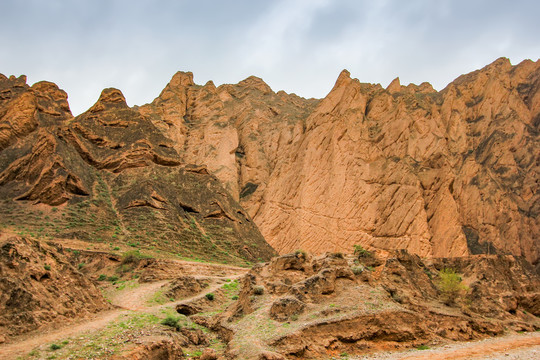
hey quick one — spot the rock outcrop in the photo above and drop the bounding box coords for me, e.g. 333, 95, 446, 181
1, 57, 538, 267
138, 58, 539, 267
209, 251, 539, 359
0, 75, 276, 266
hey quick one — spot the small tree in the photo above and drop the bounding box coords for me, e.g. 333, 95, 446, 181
438, 268, 468, 305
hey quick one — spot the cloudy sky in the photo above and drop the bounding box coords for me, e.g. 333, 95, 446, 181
1, 0, 539, 115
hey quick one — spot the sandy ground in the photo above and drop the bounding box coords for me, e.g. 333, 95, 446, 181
354, 331, 540, 360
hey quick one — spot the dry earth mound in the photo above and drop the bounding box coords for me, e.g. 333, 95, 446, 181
0, 234, 110, 340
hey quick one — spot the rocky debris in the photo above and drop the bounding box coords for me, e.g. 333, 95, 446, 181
0, 234, 111, 339
180, 327, 208, 346
269, 296, 305, 321
163, 276, 209, 300
111, 335, 185, 359
199, 348, 218, 360
258, 351, 286, 360
211, 251, 539, 359
428, 254, 540, 319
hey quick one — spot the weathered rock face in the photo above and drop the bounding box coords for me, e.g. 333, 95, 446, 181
0, 75, 276, 266
0, 234, 111, 338
138, 58, 539, 267
1, 57, 538, 267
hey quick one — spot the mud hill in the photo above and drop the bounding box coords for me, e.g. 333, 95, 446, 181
202, 249, 539, 359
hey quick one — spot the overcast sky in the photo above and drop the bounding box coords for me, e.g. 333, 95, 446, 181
1, 0, 539, 115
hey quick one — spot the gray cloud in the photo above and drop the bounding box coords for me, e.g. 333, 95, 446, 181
0, 0, 538, 115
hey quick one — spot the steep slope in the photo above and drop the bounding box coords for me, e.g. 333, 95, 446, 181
139, 58, 538, 266
0, 75, 276, 266
256, 59, 539, 264
0, 234, 111, 339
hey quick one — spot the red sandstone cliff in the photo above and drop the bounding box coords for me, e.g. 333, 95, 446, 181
1, 58, 538, 267
138, 58, 539, 266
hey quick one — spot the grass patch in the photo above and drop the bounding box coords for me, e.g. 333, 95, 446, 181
147, 289, 169, 305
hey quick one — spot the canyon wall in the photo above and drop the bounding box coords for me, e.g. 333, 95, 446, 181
140, 58, 539, 265
1, 57, 538, 265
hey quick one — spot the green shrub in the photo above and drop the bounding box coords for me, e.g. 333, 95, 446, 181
113, 246, 120, 251
161, 315, 181, 330
232, 295, 239, 300
78, 263, 85, 269
50, 343, 62, 350
97, 274, 107, 281
438, 268, 468, 305
205, 293, 215, 301
294, 249, 307, 258
353, 244, 371, 257
417, 345, 430, 350
44, 264, 51, 271
107, 276, 119, 282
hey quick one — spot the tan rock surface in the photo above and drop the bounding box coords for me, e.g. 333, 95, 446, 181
0, 234, 111, 339
138, 58, 538, 266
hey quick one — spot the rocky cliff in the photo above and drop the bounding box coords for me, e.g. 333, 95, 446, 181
1, 57, 538, 267
138, 58, 539, 267
0, 75, 276, 266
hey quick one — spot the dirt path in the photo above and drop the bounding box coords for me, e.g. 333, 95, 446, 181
355, 332, 540, 360
109, 280, 168, 310
0, 265, 245, 359
0, 310, 126, 360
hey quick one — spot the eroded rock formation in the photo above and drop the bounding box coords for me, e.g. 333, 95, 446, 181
0, 75, 276, 265
136, 58, 539, 267
0, 234, 111, 338
208, 250, 539, 359
1, 57, 538, 267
